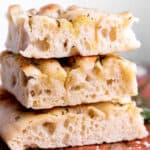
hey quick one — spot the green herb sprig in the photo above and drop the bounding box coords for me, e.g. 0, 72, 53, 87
134, 78, 150, 122
141, 108, 150, 123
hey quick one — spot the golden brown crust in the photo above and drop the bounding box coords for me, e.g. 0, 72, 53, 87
39, 4, 62, 15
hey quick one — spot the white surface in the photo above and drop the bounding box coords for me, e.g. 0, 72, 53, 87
0, 0, 150, 64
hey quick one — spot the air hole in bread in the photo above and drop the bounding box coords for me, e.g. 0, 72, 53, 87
35, 37, 50, 51
91, 94, 96, 98
88, 108, 99, 119
64, 119, 69, 128
25, 144, 38, 149
107, 79, 115, 85
71, 85, 81, 90
96, 86, 99, 91
68, 126, 73, 132
30, 90, 35, 96
44, 89, 51, 94
82, 124, 86, 131
38, 90, 42, 95
33, 101, 40, 107
109, 27, 117, 41
27, 136, 32, 140
43, 122, 56, 134
85, 75, 91, 82
11, 74, 17, 87
61, 96, 65, 100
22, 128, 27, 134
95, 124, 99, 128
64, 39, 68, 48
70, 45, 79, 55
39, 132, 43, 137
28, 17, 33, 31
20, 72, 28, 86
35, 136, 40, 141
63, 133, 70, 144
105, 90, 109, 95
102, 28, 108, 37
56, 20, 61, 27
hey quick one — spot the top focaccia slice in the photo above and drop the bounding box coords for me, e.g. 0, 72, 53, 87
6, 4, 140, 58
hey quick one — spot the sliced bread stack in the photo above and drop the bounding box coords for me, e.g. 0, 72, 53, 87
0, 4, 148, 150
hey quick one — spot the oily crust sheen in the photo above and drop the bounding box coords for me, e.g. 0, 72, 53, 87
6, 4, 140, 58
1, 51, 137, 109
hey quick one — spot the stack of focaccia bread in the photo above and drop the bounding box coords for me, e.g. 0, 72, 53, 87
0, 4, 148, 150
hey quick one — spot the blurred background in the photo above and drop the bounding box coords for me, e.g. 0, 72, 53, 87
0, 0, 150, 65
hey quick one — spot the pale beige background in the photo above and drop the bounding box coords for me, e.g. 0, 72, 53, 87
0, 0, 150, 64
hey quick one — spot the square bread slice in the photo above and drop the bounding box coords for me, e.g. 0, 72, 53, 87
6, 4, 140, 58
1, 52, 137, 109
0, 89, 148, 150
1, 51, 137, 109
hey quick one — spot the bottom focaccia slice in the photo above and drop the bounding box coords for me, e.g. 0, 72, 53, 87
1, 51, 137, 109
0, 89, 147, 150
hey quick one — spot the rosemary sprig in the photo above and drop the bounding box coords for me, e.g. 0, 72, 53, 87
141, 108, 150, 123
134, 78, 150, 122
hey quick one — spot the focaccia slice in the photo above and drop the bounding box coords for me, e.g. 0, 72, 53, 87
6, 4, 140, 58
1, 51, 137, 109
0, 89, 147, 150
